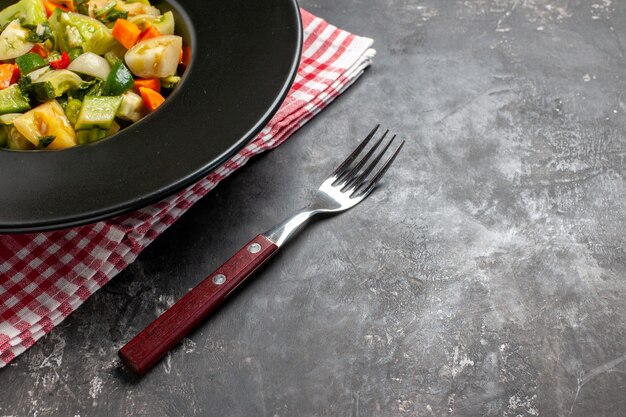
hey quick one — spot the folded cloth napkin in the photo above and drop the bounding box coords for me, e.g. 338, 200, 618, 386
0, 9, 375, 367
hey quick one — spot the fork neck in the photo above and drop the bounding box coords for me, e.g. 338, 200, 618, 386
263, 208, 322, 247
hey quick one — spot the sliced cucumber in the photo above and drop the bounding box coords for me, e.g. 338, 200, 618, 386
0, 85, 31, 115
76, 128, 107, 145
75, 95, 122, 130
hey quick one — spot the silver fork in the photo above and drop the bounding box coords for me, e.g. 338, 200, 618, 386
119, 125, 405, 375
265, 125, 404, 246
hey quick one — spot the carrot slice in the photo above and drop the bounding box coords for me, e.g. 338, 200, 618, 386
134, 78, 161, 94
139, 87, 165, 111
0, 64, 19, 90
30, 43, 49, 59
43, 0, 69, 17
137, 24, 161, 43
112, 19, 142, 50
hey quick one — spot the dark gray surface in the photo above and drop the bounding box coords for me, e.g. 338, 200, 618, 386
2, 0, 626, 416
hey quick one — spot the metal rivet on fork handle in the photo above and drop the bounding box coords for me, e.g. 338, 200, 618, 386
248, 243, 262, 253
212, 274, 226, 285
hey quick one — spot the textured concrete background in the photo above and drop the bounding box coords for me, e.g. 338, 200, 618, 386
2, 0, 626, 416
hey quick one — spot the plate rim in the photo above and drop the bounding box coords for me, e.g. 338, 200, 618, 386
0, 0, 303, 234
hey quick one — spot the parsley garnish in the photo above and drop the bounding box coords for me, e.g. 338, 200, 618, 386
24, 23, 54, 43
37, 136, 56, 149
98, 8, 128, 23
93, 1, 128, 24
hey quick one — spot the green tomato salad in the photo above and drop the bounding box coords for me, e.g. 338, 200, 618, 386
0, 0, 187, 150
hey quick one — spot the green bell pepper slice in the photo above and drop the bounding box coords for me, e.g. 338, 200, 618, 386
15, 53, 48, 75
104, 60, 134, 96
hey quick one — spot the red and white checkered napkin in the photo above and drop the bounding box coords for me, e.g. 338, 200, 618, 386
0, 9, 375, 366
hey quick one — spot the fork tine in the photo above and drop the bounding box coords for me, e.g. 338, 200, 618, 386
353, 140, 405, 197
331, 124, 380, 179
342, 134, 396, 192
334, 129, 389, 186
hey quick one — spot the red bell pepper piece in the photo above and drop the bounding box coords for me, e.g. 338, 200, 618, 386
10, 65, 20, 85
50, 52, 70, 69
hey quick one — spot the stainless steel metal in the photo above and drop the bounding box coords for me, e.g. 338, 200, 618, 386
264, 125, 404, 247
248, 243, 262, 253
212, 274, 227, 285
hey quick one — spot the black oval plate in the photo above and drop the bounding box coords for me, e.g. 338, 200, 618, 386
0, 0, 302, 233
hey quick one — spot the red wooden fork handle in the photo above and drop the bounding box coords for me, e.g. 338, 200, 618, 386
119, 234, 278, 375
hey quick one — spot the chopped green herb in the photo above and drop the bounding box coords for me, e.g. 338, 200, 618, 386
24, 22, 53, 43
94, 2, 128, 24
37, 135, 55, 148
99, 8, 128, 24
95, 1, 117, 17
